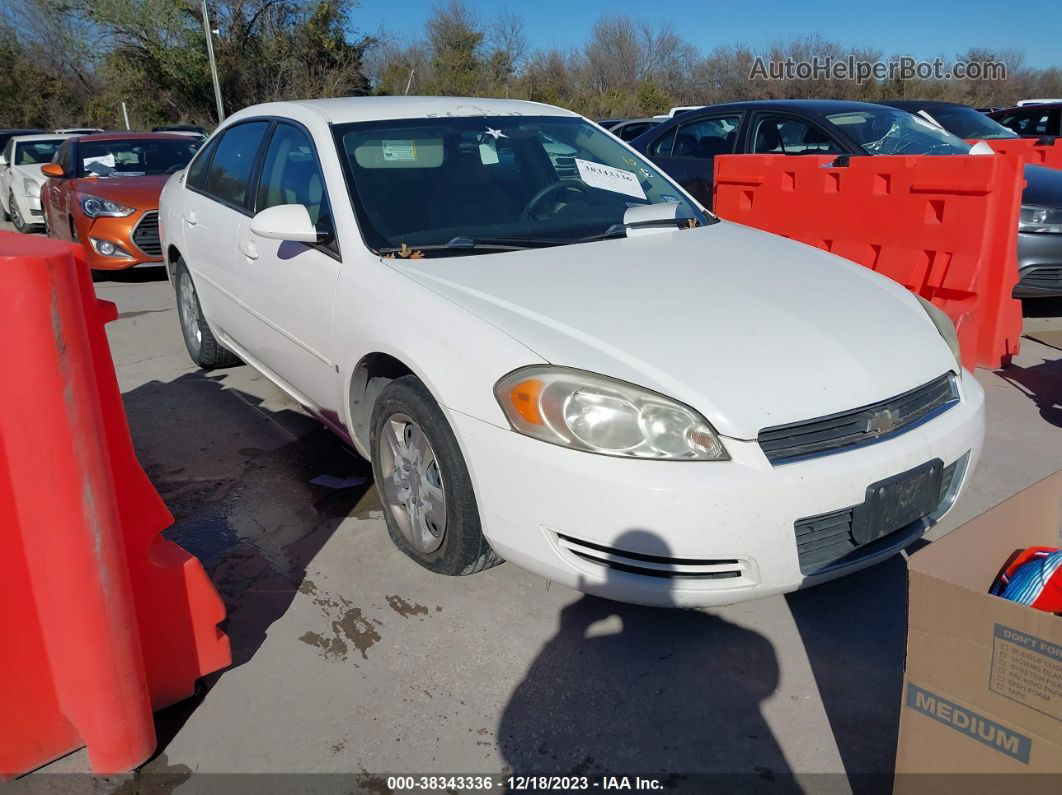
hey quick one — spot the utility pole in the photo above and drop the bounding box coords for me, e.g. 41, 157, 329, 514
121, 102, 131, 130
404, 67, 415, 96
201, 0, 225, 122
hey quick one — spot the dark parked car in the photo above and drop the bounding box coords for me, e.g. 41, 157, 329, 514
595, 118, 626, 130
0, 128, 47, 153
879, 100, 1019, 141
608, 117, 661, 142
630, 99, 1062, 298
988, 103, 1062, 138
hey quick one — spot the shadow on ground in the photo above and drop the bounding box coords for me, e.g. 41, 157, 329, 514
121, 370, 375, 762
787, 555, 909, 795
994, 357, 1062, 428
498, 532, 797, 793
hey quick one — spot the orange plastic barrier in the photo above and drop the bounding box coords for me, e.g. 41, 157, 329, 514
966, 137, 1062, 170
713, 153, 1025, 370
0, 233, 230, 777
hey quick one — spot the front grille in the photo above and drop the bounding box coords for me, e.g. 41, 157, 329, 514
555, 534, 746, 580
794, 459, 960, 575
131, 211, 161, 257
758, 374, 957, 464
1019, 266, 1062, 290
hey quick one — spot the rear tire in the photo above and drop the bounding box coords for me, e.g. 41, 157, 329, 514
175, 260, 241, 369
370, 376, 501, 576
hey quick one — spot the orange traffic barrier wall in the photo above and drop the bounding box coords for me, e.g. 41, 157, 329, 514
966, 137, 1062, 170
0, 233, 230, 777
713, 153, 1025, 370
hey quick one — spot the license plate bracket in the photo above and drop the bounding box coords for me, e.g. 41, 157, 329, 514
852, 459, 943, 545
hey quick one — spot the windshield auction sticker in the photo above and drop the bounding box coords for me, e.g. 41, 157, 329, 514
382, 140, 417, 162
575, 158, 646, 200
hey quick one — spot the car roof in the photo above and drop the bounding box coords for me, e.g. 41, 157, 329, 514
8, 134, 73, 145
693, 99, 903, 115
878, 99, 972, 111
991, 101, 1062, 114
227, 96, 581, 126
72, 131, 198, 142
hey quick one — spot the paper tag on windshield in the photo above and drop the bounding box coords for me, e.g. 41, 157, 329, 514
83, 153, 115, 170
575, 158, 646, 200
382, 140, 417, 162
479, 140, 499, 165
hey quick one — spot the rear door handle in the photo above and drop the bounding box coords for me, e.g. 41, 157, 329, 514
183, 210, 197, 225
239, 239, 259, 260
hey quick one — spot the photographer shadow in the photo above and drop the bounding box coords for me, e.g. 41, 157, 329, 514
498, 531, 798, 792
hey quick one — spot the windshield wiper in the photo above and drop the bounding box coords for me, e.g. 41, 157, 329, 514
377, 236, 564, 257
576, 217, 709, 244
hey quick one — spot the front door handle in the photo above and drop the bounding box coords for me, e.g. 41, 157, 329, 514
239, 239, 259, 260
183, 209, 197, 225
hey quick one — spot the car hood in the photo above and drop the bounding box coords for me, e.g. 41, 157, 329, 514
389, 222, 956, 439
1023, 164, 1062, 208
70, 174, 170, 210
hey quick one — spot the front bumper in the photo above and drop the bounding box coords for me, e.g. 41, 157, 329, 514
1014, 231, 1062, 297
450, 370, 985, 607
73, 210, 162, 271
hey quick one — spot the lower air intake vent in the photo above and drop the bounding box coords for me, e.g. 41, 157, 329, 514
556, 534, 746, 580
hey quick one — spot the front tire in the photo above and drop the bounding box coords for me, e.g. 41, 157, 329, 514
10, 193, 28, 233
370, 376, 501, 575
175, 260, 241, 369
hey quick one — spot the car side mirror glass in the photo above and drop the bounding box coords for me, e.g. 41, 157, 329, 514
0, 155, 7, 167
250, 204, 322, 244
40, 163, 65, 178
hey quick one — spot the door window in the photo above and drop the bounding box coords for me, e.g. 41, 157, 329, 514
670, 115, 742, 159
752, 117, 843, 155
205, 121, 270, 209
255, 123, 336, 253
186, 136, 219, 191
997, 108, 1059, 136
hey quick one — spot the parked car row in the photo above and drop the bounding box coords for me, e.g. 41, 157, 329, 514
154, 95, 984, 607
619, 99, 1062, 298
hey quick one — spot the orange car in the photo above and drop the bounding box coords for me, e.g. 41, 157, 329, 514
41, 132, 200, 270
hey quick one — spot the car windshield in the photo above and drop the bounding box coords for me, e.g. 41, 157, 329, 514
77, 138, 199, 177
15, 140, 63, 165
928, 106, 1018, 140
333, 115, 708, 256
826, 108, 971, 155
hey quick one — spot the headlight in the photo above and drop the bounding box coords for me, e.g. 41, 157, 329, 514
1019, 205, 1062, 234
79, 193, 135, 218
916, 296, 962, 372
23, 178, 39, 198
494, 366, 729, 460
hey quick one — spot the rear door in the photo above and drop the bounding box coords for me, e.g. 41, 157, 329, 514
233, 121, 342, 412
643, 112, 744, 208
180, 120, 271, 346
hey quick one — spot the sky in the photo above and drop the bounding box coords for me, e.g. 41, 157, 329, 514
354, 0, 1061, 69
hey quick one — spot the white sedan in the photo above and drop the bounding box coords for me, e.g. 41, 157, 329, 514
159, 97, 984, 607
0, 133, 71, 232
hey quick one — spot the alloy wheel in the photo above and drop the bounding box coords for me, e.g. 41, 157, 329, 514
376, 412, 448, 553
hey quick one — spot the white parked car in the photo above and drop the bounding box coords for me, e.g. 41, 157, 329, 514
0, 133, 71, 232
159, 97, 985, 607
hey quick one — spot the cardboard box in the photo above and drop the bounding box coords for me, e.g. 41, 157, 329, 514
895, 470, 1062, 789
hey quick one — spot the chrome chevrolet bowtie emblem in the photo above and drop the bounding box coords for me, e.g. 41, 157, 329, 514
867, 408, 900, 435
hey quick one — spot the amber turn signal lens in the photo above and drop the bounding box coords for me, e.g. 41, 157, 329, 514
509, 379, 545, 425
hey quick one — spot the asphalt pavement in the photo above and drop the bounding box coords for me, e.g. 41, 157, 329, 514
6, 223, 1062, 794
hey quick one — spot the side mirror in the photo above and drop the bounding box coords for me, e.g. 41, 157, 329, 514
250, 204, 321, 243
0, 155, 7, 167
41, 163, 65, 178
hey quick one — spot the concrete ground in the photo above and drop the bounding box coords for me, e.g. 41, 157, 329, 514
7, 223, 1062, 793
